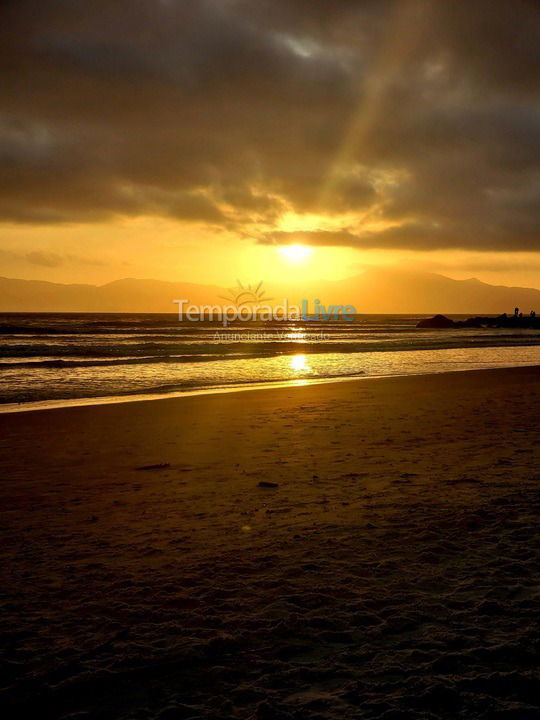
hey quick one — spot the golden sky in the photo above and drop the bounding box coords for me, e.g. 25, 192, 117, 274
1, 1, 540, 290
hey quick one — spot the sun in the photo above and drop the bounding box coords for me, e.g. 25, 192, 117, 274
278, 244, 313, 263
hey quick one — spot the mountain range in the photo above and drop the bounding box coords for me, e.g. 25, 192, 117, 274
1, 269, 540, 314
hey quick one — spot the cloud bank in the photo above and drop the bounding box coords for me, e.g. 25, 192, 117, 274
1, 0, 540, 251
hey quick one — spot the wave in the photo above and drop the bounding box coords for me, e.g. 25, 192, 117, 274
0, 353, 266, 369
1, 335, 540, 370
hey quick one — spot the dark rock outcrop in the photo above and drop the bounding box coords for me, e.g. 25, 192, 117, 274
416, 314, 456, 329
417, 313, 540, 329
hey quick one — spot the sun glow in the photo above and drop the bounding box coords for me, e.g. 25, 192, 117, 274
290, 354, 310, 372
278, 244, 313, 264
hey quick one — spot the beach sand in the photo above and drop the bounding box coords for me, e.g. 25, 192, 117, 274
1, 367, 539, 719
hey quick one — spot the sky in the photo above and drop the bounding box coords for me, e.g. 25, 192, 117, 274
1, 0, 540, 289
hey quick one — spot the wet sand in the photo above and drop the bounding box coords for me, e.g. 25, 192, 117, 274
1, 367, 540, 719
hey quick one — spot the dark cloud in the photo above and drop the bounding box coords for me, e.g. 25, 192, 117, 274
0, 248, 104, 268
261, 230, 362, 247
0, 0, 539, 251
262, 226, 467, 251
411, 256, 540, 275
25, 250, 64, 267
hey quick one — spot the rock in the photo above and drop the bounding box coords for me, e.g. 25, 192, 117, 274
258, 481, 279, 488
418, 312, 540, 329
416, 314, 456, 328
135, 462, 170, 470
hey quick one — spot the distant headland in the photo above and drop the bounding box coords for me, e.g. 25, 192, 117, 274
417, 308, 539, 329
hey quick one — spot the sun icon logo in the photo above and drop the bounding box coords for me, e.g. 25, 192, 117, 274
220, 280, 273, 308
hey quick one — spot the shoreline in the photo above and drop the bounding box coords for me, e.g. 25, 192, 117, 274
1, 358, 540, 414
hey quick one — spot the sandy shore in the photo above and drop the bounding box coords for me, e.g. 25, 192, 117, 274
1, 367, 540, 719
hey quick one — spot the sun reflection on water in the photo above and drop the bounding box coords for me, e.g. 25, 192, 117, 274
289, 353, 310, 373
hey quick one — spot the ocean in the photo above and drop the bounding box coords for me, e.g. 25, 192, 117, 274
1, 312, 540, 410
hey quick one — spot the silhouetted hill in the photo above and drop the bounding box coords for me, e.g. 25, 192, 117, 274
0, 277, 223, 313
330, 269, 540, 314
1, 270, 540, 314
